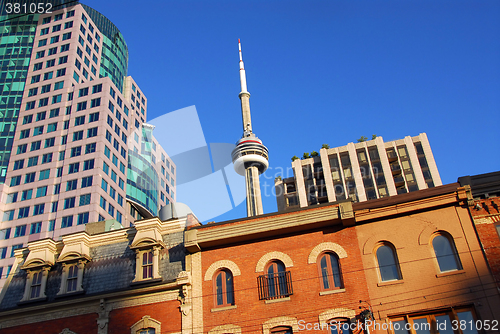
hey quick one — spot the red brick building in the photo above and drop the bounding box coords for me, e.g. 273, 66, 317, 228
0, 216, 198, 334
186, 202, 371, 334
1, 183, 499, 334
459, 172, 500, 288
186, 183, 500, 334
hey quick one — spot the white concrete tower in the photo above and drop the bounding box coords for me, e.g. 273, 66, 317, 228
231, 40, 269, 217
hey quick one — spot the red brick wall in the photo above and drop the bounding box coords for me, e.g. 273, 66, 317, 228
470, 197, 500, 287
108, 300, 182, 334
201, 225, 370, 333
0, 313, 98, 334
1, 300, 182, 334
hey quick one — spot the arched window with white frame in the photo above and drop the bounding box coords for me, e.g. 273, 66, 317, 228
318, 252, 342, 291
213, 268, 234, 307
432, 233, 462, 273
375, 242, 402, 282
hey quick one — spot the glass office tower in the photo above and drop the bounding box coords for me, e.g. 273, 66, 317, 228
0, 2, 176, 287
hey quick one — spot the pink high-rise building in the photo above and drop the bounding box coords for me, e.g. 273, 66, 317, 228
0, 3, 176, 287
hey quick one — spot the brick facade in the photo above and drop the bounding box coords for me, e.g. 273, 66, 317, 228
0, 313, 98, 334
469, 197, 500, 287
0, 217, 196, 334
185, 204, 371, 333
189, 184, 500, 334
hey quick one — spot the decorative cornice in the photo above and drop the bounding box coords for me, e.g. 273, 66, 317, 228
131, 218, 167, 250
0, 280, 184, 327
22, 238, 58, 269
186, 205, 341, 251
354, 192, 462, 223
58, 232, 92, 263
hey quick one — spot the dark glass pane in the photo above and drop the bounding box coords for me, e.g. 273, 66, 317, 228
456, 311, 478, 334
31, 285, 40, 298
435, 315, 454, 334
320, 256, 330, 289
393, 320, 410, 334
329, 254, 341, 287
226, 271, 234, 305
268, 275, 276, 297
433, 235, 460, 272
278, 271, 288, 295
216, 272, 223, 305
377, 245, 400, 281
276, 261, 285, 273
413, 318, 431, 334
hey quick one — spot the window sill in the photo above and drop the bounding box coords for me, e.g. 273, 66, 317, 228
320, 288, 346, 296
211, 305, 237, 313
130, 277, 162, 286
265, 296, 291, 304
18, 296, 47, 305
377, 279, 404, 287
55, 290, 85, 299
436, 270, 465, 278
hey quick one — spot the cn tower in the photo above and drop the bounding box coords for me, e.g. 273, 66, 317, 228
231, 40, 269, 217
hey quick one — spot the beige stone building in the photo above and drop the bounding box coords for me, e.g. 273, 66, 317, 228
276, 133, 441, 211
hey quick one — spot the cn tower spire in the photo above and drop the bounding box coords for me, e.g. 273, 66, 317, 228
238, 39, 253, 136
231, 40, 269, 217
238, 39, 248, 94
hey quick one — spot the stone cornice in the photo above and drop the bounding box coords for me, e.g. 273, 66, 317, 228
0, 278, 184, 322
22, 238, 58, 269
131, 217, 167, 250
354, 191, 462, 223
58, 232, 92, 262
186, 205, 341, 252
86, 228, 132, 248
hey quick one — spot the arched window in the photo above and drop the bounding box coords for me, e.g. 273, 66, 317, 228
318, 253, 342, 290
267, 261, 288, 298
138, 329, 155, 334
329, 319, 351, 334
130, 316, 161, 334
214, 269, 234, 307
142, 251, 153, 279
66, 264, 79, 292
30, 271, 43, 298
271, 326, 293, 334
376, 243, 401, 282
432, 234, 462, 272
258, 260, 292, 300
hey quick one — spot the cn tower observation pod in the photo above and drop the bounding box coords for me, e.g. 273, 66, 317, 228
231, 136, 269, 176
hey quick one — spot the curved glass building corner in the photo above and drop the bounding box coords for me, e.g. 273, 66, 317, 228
81, 4, 128, 93
126, 150, 159, 216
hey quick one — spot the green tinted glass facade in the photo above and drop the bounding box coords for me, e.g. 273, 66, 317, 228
126, 126, 159, 216
0, 10, 38, 183
81, 4, 128, 93
126, 151, 159, 216
0, 0, 74, 184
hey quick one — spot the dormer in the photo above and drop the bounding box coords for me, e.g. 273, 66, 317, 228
57, 232, 92, 295
130, 218, 166, 283
20, 239, 58, 303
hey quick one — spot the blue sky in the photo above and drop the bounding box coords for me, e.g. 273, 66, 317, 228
83, 0, 500, 223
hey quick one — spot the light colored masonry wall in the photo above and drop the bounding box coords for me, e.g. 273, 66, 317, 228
277, 133, 442, 211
